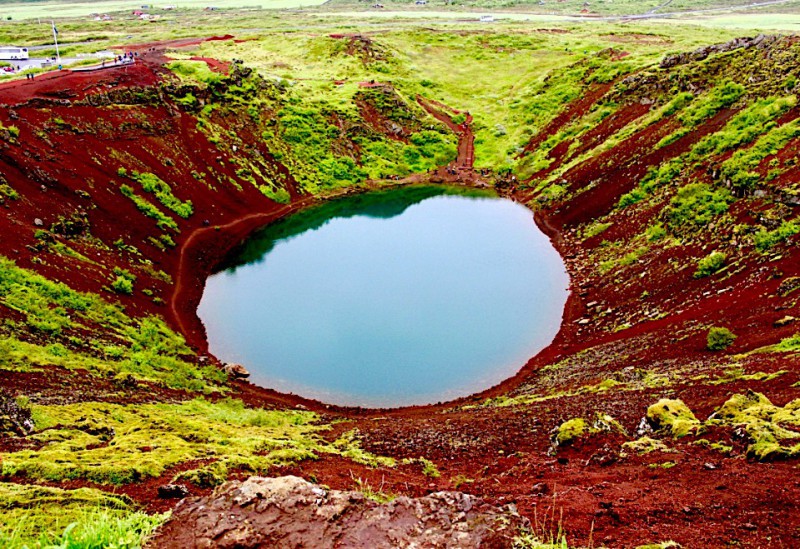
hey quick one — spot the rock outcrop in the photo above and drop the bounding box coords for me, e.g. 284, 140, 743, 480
659, 34, 779, 68
150, 475, 530, 548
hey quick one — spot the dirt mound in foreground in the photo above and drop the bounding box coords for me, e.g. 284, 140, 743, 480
150, 475, 529, 548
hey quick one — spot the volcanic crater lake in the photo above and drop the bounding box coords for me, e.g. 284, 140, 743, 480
198, 186, 569, 407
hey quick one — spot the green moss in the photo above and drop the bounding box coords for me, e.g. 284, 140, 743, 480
333, 429, 396, 468
553, 412, 625, 448
0, 257, 229, 392
719, 118, 800, 193
581, 221, 612, 240
0, 398, 338, 485
621, 436, 674, 456
125, 171, 194, 219
110, 275, 134, 295
709, 366, 786, 385
693, 438, 733, 455
775, 333, 800, 351
401, 456, 441, 478
554, 418, 586, 446
665, 183, 733, 230
119, 184, 180, 232
707, 391, 800, 460
646, 399, 700, 438
678, 81, 744, 128
753, 221, 800, 252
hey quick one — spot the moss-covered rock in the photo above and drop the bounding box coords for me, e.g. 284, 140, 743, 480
646, 399, 701, 438
554, 417, 587, 446
621, 436, 674, 456
553, 412, 626, 448
707, 391, 800, 460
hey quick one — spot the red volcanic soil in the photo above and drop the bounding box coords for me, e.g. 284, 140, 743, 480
2, 39, 800, 548
188, 56, 231, 74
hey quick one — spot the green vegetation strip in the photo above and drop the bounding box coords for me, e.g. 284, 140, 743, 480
0, 257, 224, 392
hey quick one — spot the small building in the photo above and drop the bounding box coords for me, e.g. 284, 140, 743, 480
0, 46, 29, 61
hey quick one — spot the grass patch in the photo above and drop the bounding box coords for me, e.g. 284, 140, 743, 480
0, 483, 164, 549
120, 169, 194, 219
1, 398, 391, 486
119, 184, 180, 233
0, 257, 225, 392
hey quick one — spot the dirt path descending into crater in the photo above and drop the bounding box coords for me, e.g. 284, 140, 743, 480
417, 95, 476, 171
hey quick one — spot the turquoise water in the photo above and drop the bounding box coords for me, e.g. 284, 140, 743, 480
198, 186, 568, 407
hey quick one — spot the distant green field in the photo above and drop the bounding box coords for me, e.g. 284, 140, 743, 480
670, 12, 800, 29
5, 0, 800, 21
313, 8, 800, 31
0, 0, 326, 21
322, 0, 800, 17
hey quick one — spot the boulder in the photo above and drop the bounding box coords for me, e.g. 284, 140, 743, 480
149, 475, 530, 548
223, 362, 250, 379
774, 315, 796, 327
158, 484, 191, 499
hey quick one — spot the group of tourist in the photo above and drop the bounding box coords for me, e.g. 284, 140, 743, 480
100, 51, 138, 68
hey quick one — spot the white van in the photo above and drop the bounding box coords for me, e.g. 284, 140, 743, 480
0, 47, 29, 61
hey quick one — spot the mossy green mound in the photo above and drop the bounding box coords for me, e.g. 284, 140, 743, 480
646, 399, 701, 438
621, 436, 674, 456
553, 412, 625, 447
708, 391, 800, 460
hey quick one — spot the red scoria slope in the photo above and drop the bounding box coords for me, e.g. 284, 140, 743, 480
2, 37, 800, 548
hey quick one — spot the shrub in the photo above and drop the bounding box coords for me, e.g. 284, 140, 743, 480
707, 327, 736, 351
645, 223, 667, 242
110, 276, 133, 295
753, 221, 799, 252
694, 251, 726, 278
